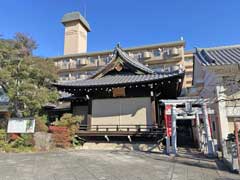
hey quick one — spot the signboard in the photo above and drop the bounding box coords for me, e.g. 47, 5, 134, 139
7, 118, 35, 133
164, 105, 172, 137
112, 87, 126, 97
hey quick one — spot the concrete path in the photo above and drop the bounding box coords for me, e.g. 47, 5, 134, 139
0, 150, 239, 180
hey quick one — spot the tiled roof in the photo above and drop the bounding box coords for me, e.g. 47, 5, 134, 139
196, 45, 240, 66
115, 46, 155, 74
61, 11, 91, 32
54, 71, 184, 88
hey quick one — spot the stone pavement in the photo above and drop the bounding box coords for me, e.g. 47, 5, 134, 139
0, 150, 239, 180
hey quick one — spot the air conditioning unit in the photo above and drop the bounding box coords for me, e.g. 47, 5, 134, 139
128, 53, 134, 58
79, 58, 88, 65
143, 51, 151, 59
170, 48, 179, 56
80, 74, 87, 79
171, 65, 179, 72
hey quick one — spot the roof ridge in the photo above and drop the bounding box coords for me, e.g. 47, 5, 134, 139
115, 47, 155, 74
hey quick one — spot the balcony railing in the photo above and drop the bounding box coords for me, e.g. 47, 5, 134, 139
77, 124, 165, 137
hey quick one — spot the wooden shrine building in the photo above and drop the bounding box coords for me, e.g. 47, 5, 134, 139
53, 45, 185, 139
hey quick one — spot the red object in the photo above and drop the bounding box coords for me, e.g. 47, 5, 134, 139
49, 126, 68, 133
9, 133, 20, 140
164, 105, 172, 137
49, 126, 71, 148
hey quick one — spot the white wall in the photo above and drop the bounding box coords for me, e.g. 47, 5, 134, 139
91, 97, 152, 131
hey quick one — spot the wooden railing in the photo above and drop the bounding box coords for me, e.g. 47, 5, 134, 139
79, 124, 165, 134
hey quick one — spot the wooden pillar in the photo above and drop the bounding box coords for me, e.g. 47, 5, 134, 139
151, 100, 157, 125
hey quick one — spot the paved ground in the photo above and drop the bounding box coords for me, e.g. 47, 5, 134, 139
0, 150, 239, 180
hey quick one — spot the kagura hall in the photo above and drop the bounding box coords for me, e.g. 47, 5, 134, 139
53, 45, 184, 139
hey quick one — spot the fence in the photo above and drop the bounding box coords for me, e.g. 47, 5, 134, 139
77, 124, 165, 137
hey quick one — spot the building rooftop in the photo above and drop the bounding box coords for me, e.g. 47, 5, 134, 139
196, 44, 240, 66
61, 11, 91, 32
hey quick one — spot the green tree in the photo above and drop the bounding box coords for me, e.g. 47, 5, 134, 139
0, 33, 59, 117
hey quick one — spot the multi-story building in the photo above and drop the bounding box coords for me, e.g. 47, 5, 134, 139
52, 12, 193, 92
183, 51, 194, 88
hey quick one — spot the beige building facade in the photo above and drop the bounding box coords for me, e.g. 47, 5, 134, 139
61, 12, 91, 55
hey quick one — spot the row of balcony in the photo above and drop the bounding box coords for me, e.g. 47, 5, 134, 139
139, 47, 180, 59
58, 64, 186, 82
55, 48, 183, 70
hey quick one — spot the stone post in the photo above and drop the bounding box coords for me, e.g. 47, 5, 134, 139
202, 103, 215, 156
166, 136, 170, 155
196, 113, 201, 149
171, 104, 177, 155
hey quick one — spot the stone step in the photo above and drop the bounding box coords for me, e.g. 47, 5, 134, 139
77, 142, 164, 152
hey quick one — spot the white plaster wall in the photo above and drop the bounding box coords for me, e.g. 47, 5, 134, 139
91, 97, 152, 131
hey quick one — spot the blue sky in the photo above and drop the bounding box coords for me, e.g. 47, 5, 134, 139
0, 0, 239, 57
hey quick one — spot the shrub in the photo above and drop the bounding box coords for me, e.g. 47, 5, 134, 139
72, 135, 86, 147
0, 118, 8, 129
0, 129, 7, 149
2, 143, 12, 153
0, 129, 7, 141
35, 115, 48, 132
49, 126, 71, 148
10, 137, 25, 148
9, 134, 34, 149
21, 134, 35, 146
52, 113, 84, 147
9, 133, 20, 141
54, 113, 83, 136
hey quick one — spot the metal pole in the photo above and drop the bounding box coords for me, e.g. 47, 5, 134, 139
171, 104, 177, 155
202, 103, 214, 156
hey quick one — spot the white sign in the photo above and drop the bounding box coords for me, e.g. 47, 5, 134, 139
7, 118, 35, 133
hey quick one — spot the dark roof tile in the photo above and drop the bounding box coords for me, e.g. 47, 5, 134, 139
55, 71, 184, 88
196, 45, 240, 66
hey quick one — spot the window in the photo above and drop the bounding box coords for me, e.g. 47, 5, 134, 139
60, 73, 69, 81
184, 57, 193, 63
86, 71, 96, 75
186, 72, 192, 77
212, 121, 216, 132
153, 49, 161, 57
76, 58, 81, 65
149, 64, 165, 73
89, 56, 98, 64
62, 59, 69, 69
132, 52, 142, 60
